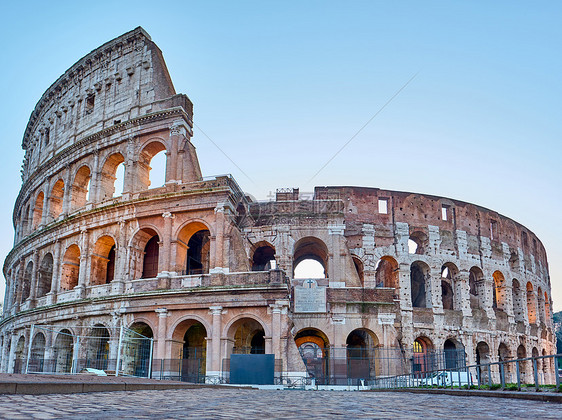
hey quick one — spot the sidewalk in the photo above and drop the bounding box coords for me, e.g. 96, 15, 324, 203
0, 373, 229, 395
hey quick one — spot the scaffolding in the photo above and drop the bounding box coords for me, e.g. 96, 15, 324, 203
19, 324, 153, 377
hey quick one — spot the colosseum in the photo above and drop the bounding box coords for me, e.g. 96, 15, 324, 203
0, 27, 556, 385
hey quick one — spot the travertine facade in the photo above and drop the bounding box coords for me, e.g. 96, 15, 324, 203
1, 28, 556, 383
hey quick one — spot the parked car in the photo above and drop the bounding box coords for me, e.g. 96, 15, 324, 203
420, 371, 473, 386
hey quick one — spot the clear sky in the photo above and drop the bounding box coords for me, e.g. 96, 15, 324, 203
1, 1, 561, 310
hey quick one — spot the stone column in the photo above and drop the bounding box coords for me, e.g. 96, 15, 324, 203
209, 306, 223, 376
61, 166, 72, 216
398, 262, 412, 309
212, 205, 226, 271
430, 266, 443, 313
112, 220, 127, 293
28, 250, 40, 306
328, 224, 346, 283
90, 150, 101, 203
155, 308, 169, 360
161, 212, 174, 273
41, 185, 51, 225
270, 303, 282, 359
7, 334, 18, 374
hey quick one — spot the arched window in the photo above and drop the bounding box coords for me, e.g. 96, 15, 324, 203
186, 230, 211, 275
293, 237, 329, 279
54, 329, 74, 373
469, 267, 485, 310
295, 328, 330, 384
526, 282, 537, 324
413, 337, 434, 374
21, 261, 33, 302
90, 236, 116, 285
61, 245, 80, 290
142, 235, 160, 279
352, 256, 364, 286
138, 141, 167, 190
492, 271, 506, 311
37, 253, 53, 297
99, 153, 125, 200
375, 257, 399, 289
229, 318, 266, 355
49, 179, 65, 220
444, 339, 465, 369
71, 166, 91, 210
32, 191, 44, 227
537, 287, 545, 324
251, 244, 276, 271
410, 261, 430, 308
30, 333, 46, 372
86, 325, 110, 370
408, 231, 428, 255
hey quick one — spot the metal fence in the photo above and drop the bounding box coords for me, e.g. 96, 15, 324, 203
371, 353, 561, 391
17, 324, 153, 377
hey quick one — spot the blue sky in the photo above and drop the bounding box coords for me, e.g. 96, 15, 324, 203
1, 1, 561, 310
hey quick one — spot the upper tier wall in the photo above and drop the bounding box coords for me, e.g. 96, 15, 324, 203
21, 27, 183, 182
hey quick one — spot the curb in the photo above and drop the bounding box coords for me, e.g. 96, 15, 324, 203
367, 388, 562, 403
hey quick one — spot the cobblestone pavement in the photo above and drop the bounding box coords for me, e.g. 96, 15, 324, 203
0, 388, 560, 419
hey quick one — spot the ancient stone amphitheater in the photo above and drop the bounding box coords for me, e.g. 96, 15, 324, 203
1, 27, 556, 384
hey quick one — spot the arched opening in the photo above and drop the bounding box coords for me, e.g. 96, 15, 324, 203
410, 261, 430, 308
469, 267, 485, 310
128, 322, 153, 378
37, 253, 53, 298
29, 333, 46, 373
441, 268, 453, 311
293, 237, 329, 279
352, 256, 364, 286
60, 245, 80, 291
85, 325, 110, 370
22, 203, 30, 235
544, 292, 551, 324
14, 336, 26, 374
99, 153, 125, 200
171, 319, 207, 382
139, 141, 167, 190
251, 244, 276, 271
476, 341, 491, 382
517, 344, 528, 382
142, 235, 160, 279
32, 191, 44, 228
493, 271, 506, 311
49, 179, 65, 219
21, 261, 33, 302
90, 236, 116, 285
444, 339, 465, 369
186, 230, 211, 275
375, 256, 399, 289
498, 343, 511, 376
230, 318, 266, 355
409, 231, 428, 255
512, 279, 525, 322
526, 282, 537, 324
537, 287, 545, 324
71, 165, 91, 210
54, 329, 74, 373
295, 328, 330, 384
413, 336, 434, 374
346, 329, 379, 380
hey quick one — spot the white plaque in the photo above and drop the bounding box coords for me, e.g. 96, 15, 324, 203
294, 280, 327, 313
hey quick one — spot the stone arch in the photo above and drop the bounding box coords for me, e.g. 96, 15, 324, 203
29, 332, 46, 372
177, 221, 211, 275
410, 261, 431, 308
54, 329, 74, 373
375, 256, 399, 289
498, 342, 512, 376
516, 344, 528, 382
22, 203, 31, 235
127, 322, 154, 378
413, 336, 434, 373
512, 279, 525, 322
71, 165, 91, 210
170, 319, 207, 381
37, 252, 53, 297
250, 241, 276, 272
295, 328, 330, 384
469, 266, 486, 310
409, 231, 428, 255
293, 236, 329, 279
346, 328, 380, 379
526, 282, 537, 324
351, 255, 364, 286
129, 227, 161, 280
227, 317, 267, 355
492, 270, 507, 311
138, 140, 167, 190
21, 260, 33, 302
14, 335, 26, 374
543, 291, 551, 324
49, 179, 65, 220
32, 191, 45, 228
99, 152, 125, 200
60, 244, 80, 291
90, 235, 117, 285
537, 287, 545, 324
84, 324, 111, 370
443, 338, 465, 369
476, 341, 491, 382
441, 262, 460, 310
